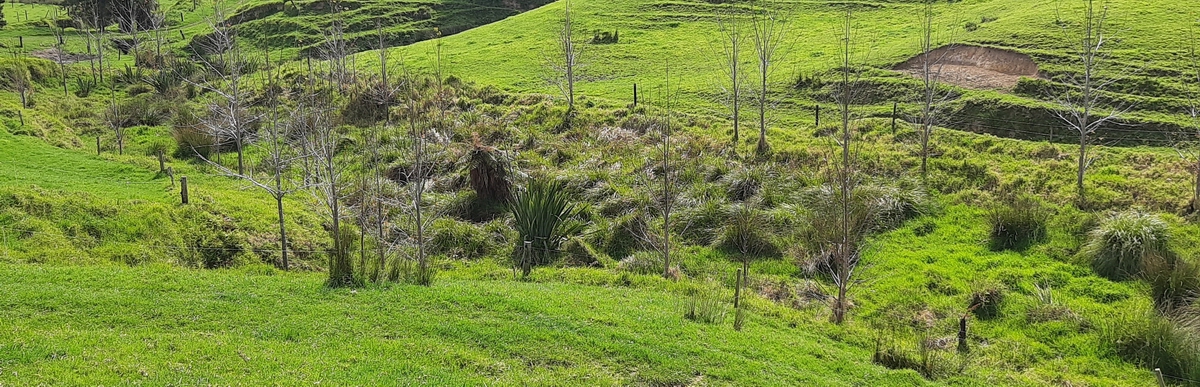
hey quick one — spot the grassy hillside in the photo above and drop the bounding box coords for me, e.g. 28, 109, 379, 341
0, 264, 929, 386
1, 0, 1200, 385
384, 0, 1198, 141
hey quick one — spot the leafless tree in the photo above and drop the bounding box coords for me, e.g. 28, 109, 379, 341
1048, 0, 1131, 205
914, 1, 957, 177
4, 55, 31, 108
659, 61, 676, 279
193, 50, 307, 270
545, 0, 582, 114
813, 9, 875, 325
298, 76, 355, 287
70, 5, 104, 84
714, 10, 746, 146
113, 0, 143, 55
750, 3, 786, 154
52, 9, 68, 97
189, 4, 259, 176
104, 92, 129, 154
322, 0, 352, 90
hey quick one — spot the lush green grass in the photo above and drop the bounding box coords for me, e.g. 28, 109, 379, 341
380, 0, 1198, 137
0, 263, 932, 386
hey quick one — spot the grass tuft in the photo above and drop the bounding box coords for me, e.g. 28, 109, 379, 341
1083, 210, 1171, 281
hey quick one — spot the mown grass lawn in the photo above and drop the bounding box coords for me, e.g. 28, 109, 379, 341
0, 264, 938, 386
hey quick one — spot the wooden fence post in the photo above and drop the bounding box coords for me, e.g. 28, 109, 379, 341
815, 105, 820, 128
157, 150, 165, 173
891, 102, 898, 135
733, 268, 743, 309
17, 111, 23, 127
168, 167, 175, 189
96, 136, 101, 156
180, 176, 189, 204
633, 83, 638, 107
957, 315, 970, 353
1154, 369, 1167, 387
18, 36, 23, 48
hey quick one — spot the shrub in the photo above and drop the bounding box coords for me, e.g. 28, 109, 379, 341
714, 204, 779, 258
510, 179, 587, 277
988, 196, 1051, 251
1083, 211, 1171, 281
74, 77, 96, 98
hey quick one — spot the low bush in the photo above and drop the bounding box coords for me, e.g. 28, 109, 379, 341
510, 179, 587, 277
1083, 210, 1171, 281
988, 195, 1051, 251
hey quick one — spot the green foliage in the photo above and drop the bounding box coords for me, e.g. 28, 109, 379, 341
988, 195, 1050, 251
617, 250, 663, 275
1083, 211, 1172, 281
326, 224, 359, 288
1104, 309, 1200, 385
74, 77, 96, 98
683, 283, 727, 324
509, 179, 586, 276
429, 218, 494, 260
713, 204, 779, 258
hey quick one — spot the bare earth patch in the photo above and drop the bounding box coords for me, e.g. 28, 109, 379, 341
30, 48, 95, 65
894, 45, 1039, 90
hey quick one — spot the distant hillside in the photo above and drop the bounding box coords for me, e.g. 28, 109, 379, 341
201, 0, 556, 58
383, 0, 1197, 145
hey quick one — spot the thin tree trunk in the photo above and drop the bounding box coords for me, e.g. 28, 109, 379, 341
276, 195, 289, 270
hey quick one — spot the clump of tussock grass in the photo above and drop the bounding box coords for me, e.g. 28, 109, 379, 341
1104, 307, 1200, 384
1026, 283, 1080, 324
1146, 257, 1200, 312
713, 204, 779, 258
988, 195, 1051, 251
683, 283, 727, 324
1083, 210, 1171, 281
617, 251, 663, 275
723, 164, 768, 202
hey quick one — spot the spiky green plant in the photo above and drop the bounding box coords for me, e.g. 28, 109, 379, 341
1083, 211, 1171, 281
510, 179, 586, 277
